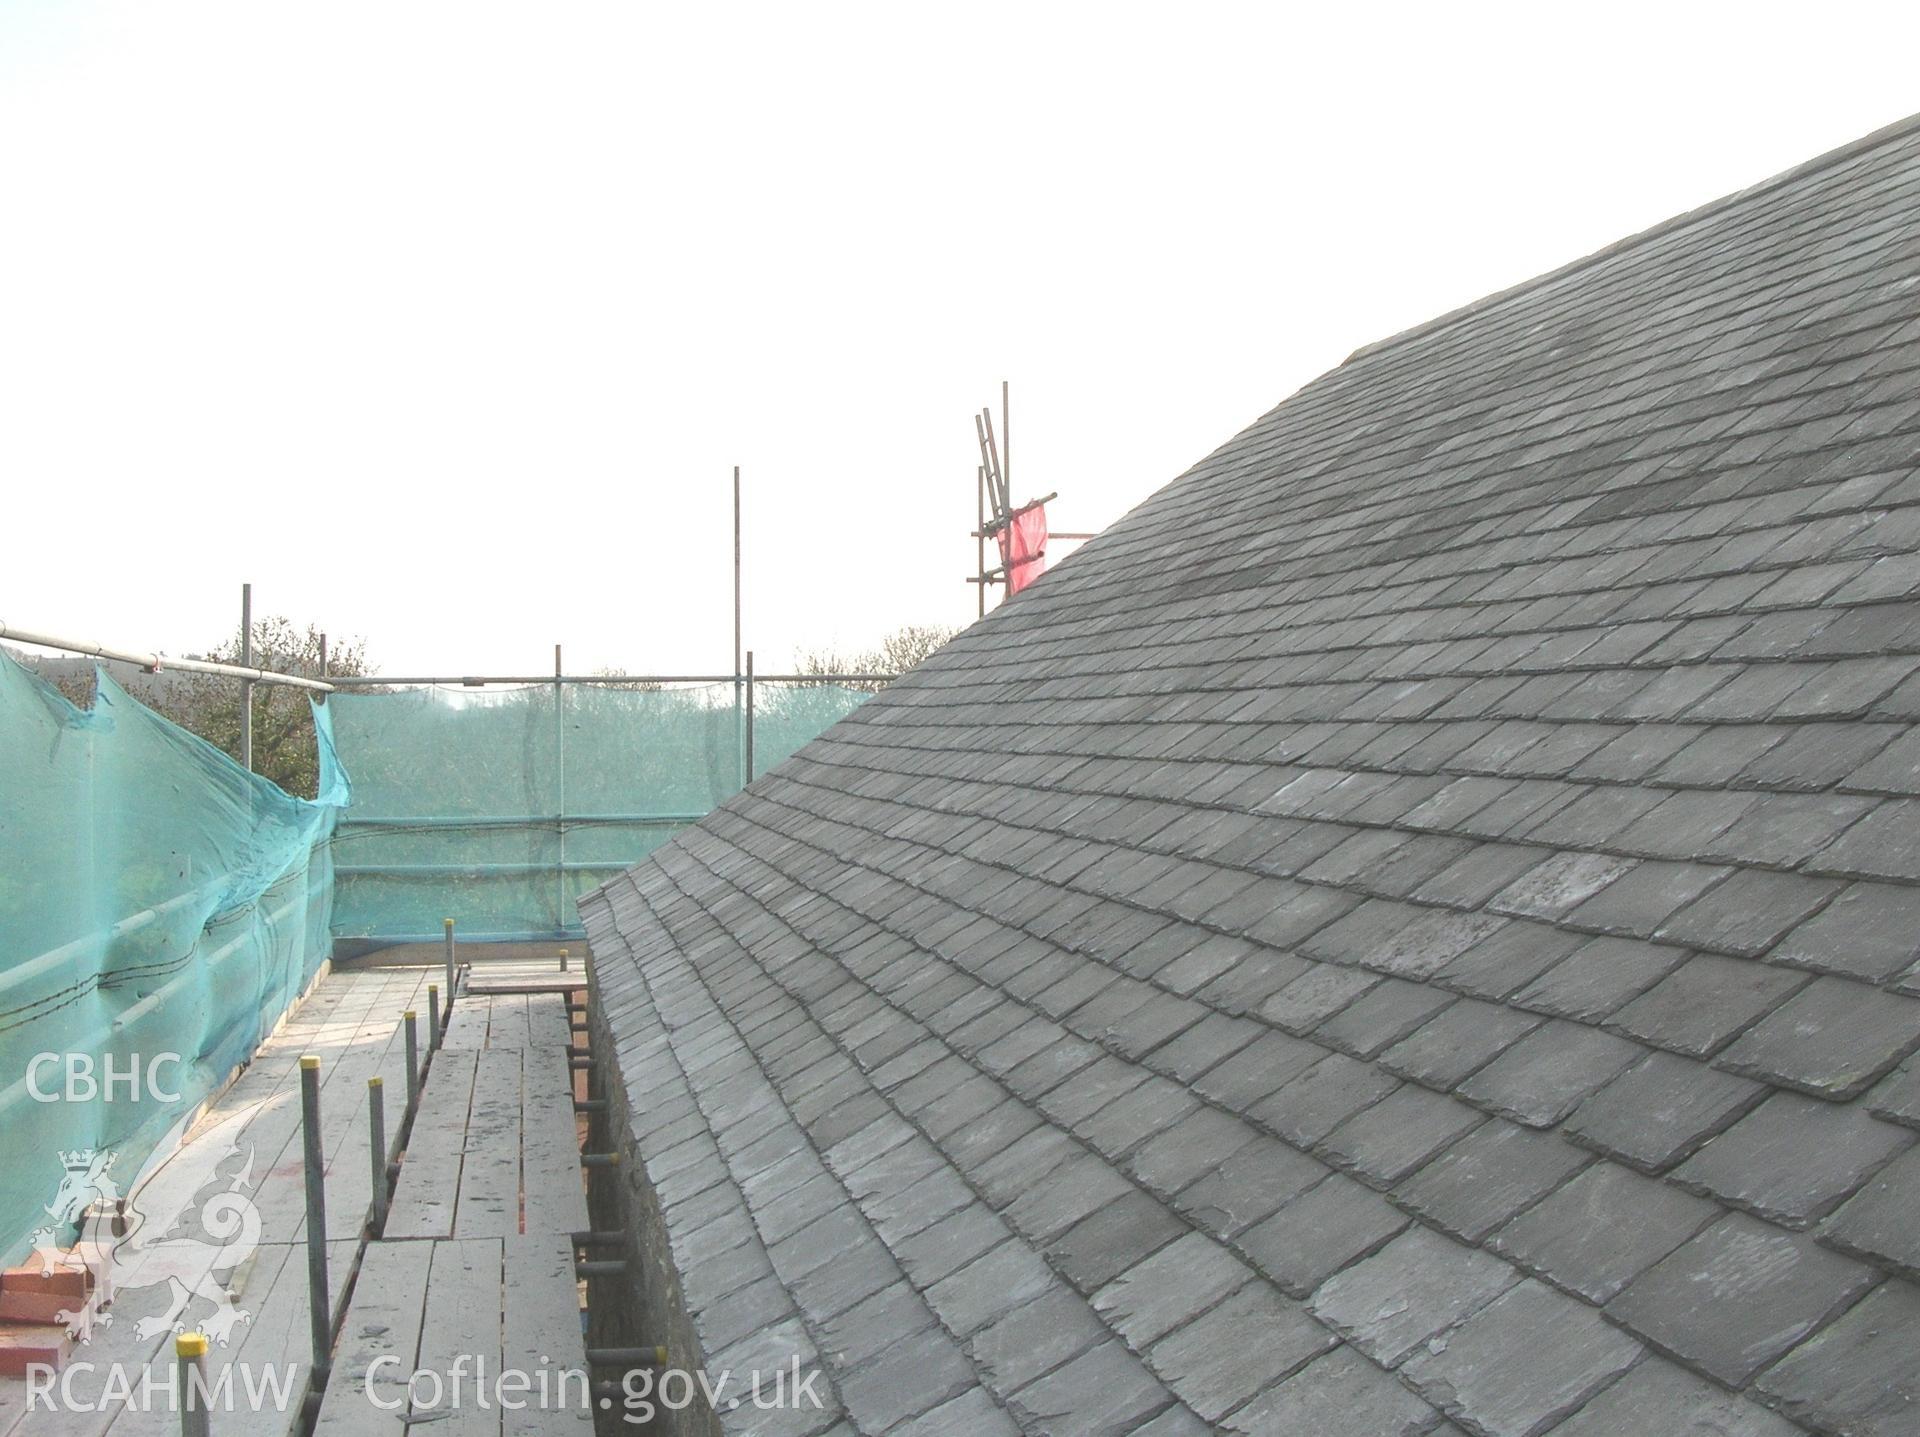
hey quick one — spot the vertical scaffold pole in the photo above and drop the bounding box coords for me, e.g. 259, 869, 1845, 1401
367, 1076, 387, 1232
239, 582, 254, 772
555, 642, 566, 934
443, 919, 457, 1010
427, 984, 441, 1048
176, 1332, 211, 1437
299, 1056, 330, 1377
1002, 379, 1011, 499
404, 1012, 420, 1108
977, 465, 987, 619
733, 464, 744, 791
744, 651, 755, 785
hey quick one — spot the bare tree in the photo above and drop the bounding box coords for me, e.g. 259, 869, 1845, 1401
41, 619, 371, 799
185, 619, 370, 797
793, 624, 959, 693
587, 667, 663, 692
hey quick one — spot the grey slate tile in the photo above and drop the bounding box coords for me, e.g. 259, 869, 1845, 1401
1319, 1082, 1486, 1186
1434, 921, 1587, 1000
1866, 1056, 1920, 1129
1074, 1076, 1202, 1162
836, 1323, 978, 1433
1607, 1214, 1875, 1385
1309, 1225, 1520, 1367
1512, 936, 1690, 1022
925, 1239, 1058, 1337
891, 1388, 1023, 1437
1251, 1052, 1401, 1146
1237, 1171, 1409, 1297
1313, 977, 1458, 1057
1006, 1340, 1172, 1437
1654, 869, 1844, 957
1146, 1280, 1336, 1422
965, 1284, 1107, 1393
1043, 1189, 1186, 1293
1549, 1353, 1801, 1437
1414, 842, 1557, 908
890, 1201, 1012, 1288
1142, 1011, 1263, 1082
1824, 1144, 1920, 1275
1718, 975, 1920, 1099
1564, 1050, 1766, 1173
1089, 1229, 1253, 1348
1812, 799, 1920, 880
1190, 1029, 1322, 1109
1491, 1160, 1718, 1304
1259, 964, 1384, 1034
1125, 1105, 1262, 1197
1379, 998, 1543, 1088
1399, 1280, 1642, 1437
818, 1279, 935, 1369
1126, 1405, 1213, 1437
1456, 1020, 1643, 1128
1610, 951, 1809, 1058
1561, 860, 1728, 936
1773, 880, 1920, 980
1392, 1119, 1591, 1244
1004, 1152, 1137, 1244
1755, 1281, 1920, 1437
1223, 1346, 1439, 1437
1488, 851, 1635, 919
1674, 1091, 1911, 1226
1361, 909, 1508, 980
1175, 1134, 1327, 1238
1705, 791, 1879, 868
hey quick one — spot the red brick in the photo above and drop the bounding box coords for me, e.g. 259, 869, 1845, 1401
0, 1326, 73, 1378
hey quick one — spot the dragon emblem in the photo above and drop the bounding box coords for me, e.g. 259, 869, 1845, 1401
30, 1107, 262, 1347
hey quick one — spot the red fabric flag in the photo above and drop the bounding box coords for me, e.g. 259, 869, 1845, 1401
998, 502, 1048, 595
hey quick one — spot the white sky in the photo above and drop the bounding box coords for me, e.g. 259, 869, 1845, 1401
4, 1, 1918, 676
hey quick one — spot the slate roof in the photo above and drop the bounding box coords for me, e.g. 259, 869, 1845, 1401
579, 115, 1920, 1436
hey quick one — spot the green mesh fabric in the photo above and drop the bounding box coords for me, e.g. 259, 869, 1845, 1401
0, 651, 343, 1264
327, 682, 870, 942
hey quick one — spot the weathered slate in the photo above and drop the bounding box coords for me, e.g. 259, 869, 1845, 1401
577, 115, 1920, 1435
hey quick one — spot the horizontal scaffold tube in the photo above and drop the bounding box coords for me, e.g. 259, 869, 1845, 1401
334, 861, 632, 877
0, 622, 335, 691
335, 813, 707, 829
323, 672, 888, 686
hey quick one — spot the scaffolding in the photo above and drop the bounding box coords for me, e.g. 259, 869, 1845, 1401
965, 382, 1095, 612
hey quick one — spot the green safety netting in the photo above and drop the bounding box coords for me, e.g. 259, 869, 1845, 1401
326, 681, 871, 943
0, 651, 344, 1265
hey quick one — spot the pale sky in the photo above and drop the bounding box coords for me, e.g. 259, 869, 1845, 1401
5, 2, 1918, 676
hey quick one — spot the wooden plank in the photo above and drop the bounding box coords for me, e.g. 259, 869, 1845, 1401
411, 1239, 503, 1436
313, 1238, 436, 1436
0, 970, 426, 1437
487, 996, 533, 1051
442, 1004, 490, 1051
384, 1051, 479, 1240
308, 994, 425, 1240
502, 1233, 591, 1435
453, 1051, 523, 1240
247, 975, 425, 1243
102, 1239, 356, 1437
526, 994, 572, 1049
520, 1046, 589, 1237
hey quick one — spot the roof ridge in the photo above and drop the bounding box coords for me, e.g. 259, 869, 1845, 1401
1342, 108, 1920, 368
